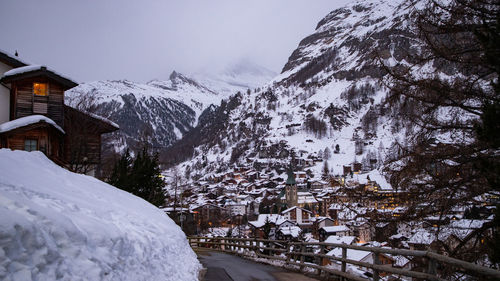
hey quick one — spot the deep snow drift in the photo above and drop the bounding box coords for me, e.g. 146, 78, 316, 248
0, 149, 201, 281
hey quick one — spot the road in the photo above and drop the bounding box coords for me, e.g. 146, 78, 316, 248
196, 249, 318, 281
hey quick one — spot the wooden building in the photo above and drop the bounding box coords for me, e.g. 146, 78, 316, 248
0, 115, 65, 164
0, 51, 118, 176
63, 106, 118, 175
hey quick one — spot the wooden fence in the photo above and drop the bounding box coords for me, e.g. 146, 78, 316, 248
188, 236, 500, 281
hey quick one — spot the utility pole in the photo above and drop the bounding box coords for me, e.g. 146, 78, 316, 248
180, 184, 184, 231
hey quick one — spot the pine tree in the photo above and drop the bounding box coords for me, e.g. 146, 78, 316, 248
322, 161, 330, 180
136, 148, 164, 206
262, 217, 272, 239
108, 149, 133, 192
323, 147, 332, 160
108, 148, 166, 207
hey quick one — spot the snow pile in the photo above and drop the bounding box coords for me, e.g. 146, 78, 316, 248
0, 149, 201, 281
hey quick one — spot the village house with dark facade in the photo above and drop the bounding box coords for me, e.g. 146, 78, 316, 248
0, 50, 118, 176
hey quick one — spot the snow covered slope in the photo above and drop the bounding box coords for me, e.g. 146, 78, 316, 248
167, 0, 422, 181
0, 149, 201, 281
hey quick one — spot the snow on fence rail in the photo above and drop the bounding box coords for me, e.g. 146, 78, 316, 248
188, 236, 500, 281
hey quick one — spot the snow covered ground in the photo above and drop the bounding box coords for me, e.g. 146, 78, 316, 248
0, 149, 201, 281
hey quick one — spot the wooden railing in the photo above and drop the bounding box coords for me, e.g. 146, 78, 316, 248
188, 236, 500, 281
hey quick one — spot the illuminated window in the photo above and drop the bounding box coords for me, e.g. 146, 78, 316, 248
24, 139, 37, 151
33, 83, 48, 96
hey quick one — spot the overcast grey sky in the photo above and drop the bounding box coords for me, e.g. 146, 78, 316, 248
0, 0, 351, 83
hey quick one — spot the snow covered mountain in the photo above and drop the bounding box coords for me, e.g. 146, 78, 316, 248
166, 0, 422, 180
67, 60, 275, 152
192, 59, 277, 96
66, 71, 220, 151
0, 149, 201, 281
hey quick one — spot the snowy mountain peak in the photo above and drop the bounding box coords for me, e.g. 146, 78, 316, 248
221, 58, 276, 79
280, 0, 408, 77
192, 59, 277, 96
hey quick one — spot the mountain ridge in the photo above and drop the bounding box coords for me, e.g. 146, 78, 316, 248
66, 62, 275, 152
164, 0, 422, 183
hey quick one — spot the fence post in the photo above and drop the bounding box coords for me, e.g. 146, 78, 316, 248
286, 242, 291, 266
341, 246, 347, 273
300, 242, 306, 272
427, 257, 437, 277
373, 253, 380, 281
317, 244, 325, 276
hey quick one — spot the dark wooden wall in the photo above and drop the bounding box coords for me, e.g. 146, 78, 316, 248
11, 78, 65, 127
64, 108, 103, 165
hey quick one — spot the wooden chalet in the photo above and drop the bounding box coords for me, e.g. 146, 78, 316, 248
0, 51, 118, 176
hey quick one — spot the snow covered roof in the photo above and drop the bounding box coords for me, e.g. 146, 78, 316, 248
3, 65, 43, 76
0, 49, 29, 68
0, 115, 65, 134
408, 229, 437, 245
86, 111, 120, 129
324, 235, 357, 245
281, 205, 312, 214
314, 216, 334, 223
448, 219, 486, 229
321, 225, 350, 233
329, 203, 343, 210
327, 248, 371, 262
357, 169, 392, 190
278, 225, 302, 238
297, 192, 318, 204
162, 207, 190, 213
1, 65, 78, 88
248, 214, 286, 228
392, 255, 410, 267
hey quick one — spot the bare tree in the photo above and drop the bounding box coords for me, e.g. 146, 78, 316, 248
380, 0, 499, 264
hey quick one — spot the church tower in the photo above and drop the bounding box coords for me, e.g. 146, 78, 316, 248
285, 167, 298, 207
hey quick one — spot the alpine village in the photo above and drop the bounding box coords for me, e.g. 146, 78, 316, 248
0, 1, 499, 281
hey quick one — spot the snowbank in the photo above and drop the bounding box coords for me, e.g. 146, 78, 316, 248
0, 149, 201, 281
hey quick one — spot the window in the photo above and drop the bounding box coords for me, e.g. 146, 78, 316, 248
24, 139, 37, 151
33, 83, 48, 96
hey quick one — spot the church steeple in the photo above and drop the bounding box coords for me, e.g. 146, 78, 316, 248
286, 166, 296, 185
285, 165, 298, 207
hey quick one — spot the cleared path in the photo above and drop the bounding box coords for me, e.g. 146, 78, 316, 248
196, 249, 318, 281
